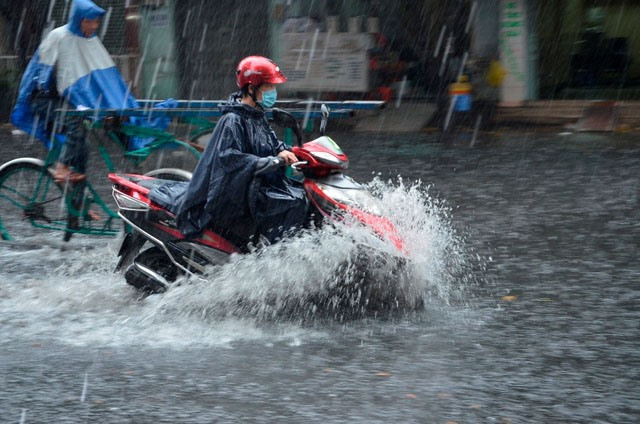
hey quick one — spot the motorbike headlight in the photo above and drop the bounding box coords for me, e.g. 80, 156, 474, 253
315, 183, 382, 216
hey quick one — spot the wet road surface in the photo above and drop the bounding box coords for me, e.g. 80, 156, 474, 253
1, 128, 639, 423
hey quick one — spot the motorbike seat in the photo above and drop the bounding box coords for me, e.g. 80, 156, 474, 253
148, 181, 189, 215
135, 178, 172, 191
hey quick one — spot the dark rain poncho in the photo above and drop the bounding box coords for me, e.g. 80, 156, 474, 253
155, 100, 308, 243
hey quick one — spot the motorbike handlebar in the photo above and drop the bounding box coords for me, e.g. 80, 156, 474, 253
254, 158, 309, 176
290, 161, 308, 171
254, 157, 285, 176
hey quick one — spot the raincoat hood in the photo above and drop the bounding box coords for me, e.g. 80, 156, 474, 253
221, 91, 265, 119
220, 102, 265, 120
68, 0, 106, 37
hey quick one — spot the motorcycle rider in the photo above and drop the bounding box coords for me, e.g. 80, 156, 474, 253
173, 56, 308, 244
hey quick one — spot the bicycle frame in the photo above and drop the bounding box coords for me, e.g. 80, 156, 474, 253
0, 116, 202, 241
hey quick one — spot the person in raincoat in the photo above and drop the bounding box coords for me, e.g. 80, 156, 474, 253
174, 56, 308, 245
11, 0, 138, 183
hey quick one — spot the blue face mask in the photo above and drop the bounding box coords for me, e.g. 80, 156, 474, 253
259, 88, 277, 108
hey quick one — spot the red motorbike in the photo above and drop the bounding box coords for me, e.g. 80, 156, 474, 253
109, 108, 405, 295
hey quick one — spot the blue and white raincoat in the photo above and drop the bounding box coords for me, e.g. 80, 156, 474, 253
11, 0, 139, 148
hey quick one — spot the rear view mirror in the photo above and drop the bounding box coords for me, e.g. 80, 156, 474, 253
319, 104, 330, 135
271, 108, 303, 146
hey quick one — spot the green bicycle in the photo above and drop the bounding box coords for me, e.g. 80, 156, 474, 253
0, 113, 205, 243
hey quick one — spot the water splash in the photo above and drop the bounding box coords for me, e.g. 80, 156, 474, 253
141, 178, 473, 321
0, 179, 478, 348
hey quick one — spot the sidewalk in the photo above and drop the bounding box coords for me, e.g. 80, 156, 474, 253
492, 100, 640, 132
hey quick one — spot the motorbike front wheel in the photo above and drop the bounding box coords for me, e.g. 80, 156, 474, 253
125, 246, 178, 294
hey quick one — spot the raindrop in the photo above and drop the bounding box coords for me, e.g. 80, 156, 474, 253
147, 57, 163, 98
395, 75, 407, 109
438, 36, 452, 76
295, 39, 307, 70
62, 0, 70, 23
433, 25, 446, 58
322, 30, 332, 60
471, 114, 482, 146
29, 115, 40, 145
182, 9, 192, 38
100, 6, 113, 40
80, 372, 88, 402
19, 409, 27, 424
163, 43, 174, 72
44, 102, 53, 130
466, 1, 478, 33
198, 24, 208, 53
47, 0, 56, 23
134, 35, 151, 89
146, 94, 158, 119
50, 111, 63, 147
230, 9, 240, 42
305, 28, 320, 78
122, 82, 132, 109
443, 95, 456, 131
301, 97, 313, 134
60, 180, 69, 213
189, 79, 199, 104
13, 8, 26, 52
92, 94, 103, 121
457, 51, 469, 80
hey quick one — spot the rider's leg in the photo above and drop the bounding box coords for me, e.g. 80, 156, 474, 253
54, 115, 88, 182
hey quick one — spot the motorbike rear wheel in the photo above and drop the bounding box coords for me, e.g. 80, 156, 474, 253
125, 246, 178, 294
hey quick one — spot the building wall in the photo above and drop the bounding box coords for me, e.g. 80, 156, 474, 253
174, 0, 270, 100
138, 1, 179, 99
537, 0, 640, 97
599, 1, 640, 78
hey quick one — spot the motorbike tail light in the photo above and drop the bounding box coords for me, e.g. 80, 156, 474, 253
112, 188, 150, 211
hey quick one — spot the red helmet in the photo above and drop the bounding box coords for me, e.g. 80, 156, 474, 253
236, 56, 287, 88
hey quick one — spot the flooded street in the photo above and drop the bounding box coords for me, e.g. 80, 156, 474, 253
1, 130, 639, 423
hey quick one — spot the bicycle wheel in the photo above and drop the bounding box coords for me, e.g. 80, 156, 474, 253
0, 160, 67, 243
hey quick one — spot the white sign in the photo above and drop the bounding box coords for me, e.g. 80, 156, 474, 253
279, 32, 373, 92
500, 0, 528, 104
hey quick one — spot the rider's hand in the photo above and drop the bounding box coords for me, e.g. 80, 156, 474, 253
277, 150, 298, 166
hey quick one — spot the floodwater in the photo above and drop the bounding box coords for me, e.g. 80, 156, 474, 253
0, 130, 639, 423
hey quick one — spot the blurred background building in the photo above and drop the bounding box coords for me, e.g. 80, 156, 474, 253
1, 0, 640, 122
